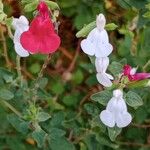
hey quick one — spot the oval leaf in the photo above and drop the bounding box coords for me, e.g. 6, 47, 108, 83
125, 91, 143, 107
91, 90, 112, 106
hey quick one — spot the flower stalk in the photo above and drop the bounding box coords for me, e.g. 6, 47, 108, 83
0, 99, 23, 118
16, 55, 23, 87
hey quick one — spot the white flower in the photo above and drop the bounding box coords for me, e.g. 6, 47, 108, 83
80, 14, 113, 58
12, 16, 29, 57
95, 57, 113, 87
100, 89, 132, 128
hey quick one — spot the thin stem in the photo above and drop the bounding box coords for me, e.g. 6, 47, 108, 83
7, 26, 14, 40
32, 54, 52, 104
0, 99, 23, 118
16, 55, 23, 87
0, 26, 12, 69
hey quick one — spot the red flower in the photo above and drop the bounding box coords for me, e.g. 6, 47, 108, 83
123, 65, 150, 81
20, 1, 60, 54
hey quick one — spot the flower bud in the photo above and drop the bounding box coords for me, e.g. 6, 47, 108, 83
96, 13, 106, 31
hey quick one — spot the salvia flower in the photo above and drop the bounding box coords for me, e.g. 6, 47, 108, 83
95, 57, 113, 87
80, 14, 113, 58
100, 89, 132, 128
123, 65, 150, 81
12, 16, 30, 57
20, 1, 61, 54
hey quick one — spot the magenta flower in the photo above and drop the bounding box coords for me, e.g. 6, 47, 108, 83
123, 65, 150, 81
20, 1, 61, 54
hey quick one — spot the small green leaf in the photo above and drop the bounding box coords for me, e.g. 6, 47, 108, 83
45, 0, 60, 10
38, 77, 48, 88
76, 21, 117, 38
125, 91, 143, 107
51, 81, 64, 95
24, 1, 38, 12
49, 128, 66, 139
0, 89, 14, 100
32, 128, 47, 148
29, 63, 41, 74
108, 61, 123, 77
108, 127, 122, 141
91, 90, 112, 106
96, 134, 119, 149
5, 17, 13, 27
37, 112, 51, 122
0, 68, 13, 83
76, 21, 96, 38
105, 23, 118, 31
84, 103, 99, 117
49, 137, 75, 150
72, 69, 84, 84
143, 11, 150, 18
0, 13, 7, 22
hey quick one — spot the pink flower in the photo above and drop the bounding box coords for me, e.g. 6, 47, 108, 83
123, 65, 150, 81
20, 1, 61, 54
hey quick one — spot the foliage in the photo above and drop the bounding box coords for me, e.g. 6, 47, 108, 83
0, 0, 150, 150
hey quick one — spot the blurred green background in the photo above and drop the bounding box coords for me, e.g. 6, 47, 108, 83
0, 0, 150, 150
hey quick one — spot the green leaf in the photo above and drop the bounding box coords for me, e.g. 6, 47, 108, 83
49, 137, 75, 150
84, 103, 99, 117
72, 69, 84, 85
49, 128, 66, 139
0, 13, 7, 22
96, 134, 119, 149
105, 23, 118, 31
125, 91, 143, 107
5, 17, 13, 27
0, 89, 14, 100
62, 93, 79, 107
108, 127, 122, 141
50, 112, 65, 127
108, 61, 123, 77
0, 68, 13, 83
91, 90, 112, 106
37, 112, 51, 122
143, 11, 150, 18
38, 77, 48, 88
29, 63, 41, 74
32, 128, 47, 148
7, 114, 29, 134
76, 21, 96, 38
45, 0, 60, 10
24, 1, 38, 12
76, 21, 117, 38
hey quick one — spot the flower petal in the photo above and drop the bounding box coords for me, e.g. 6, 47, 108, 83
116, 112, 132, 128
106, 97, 117, 111
20, 9, 60, 54
95, 42, 113, 58
14, 42, 29, 57
95, 57, 109, 73
96, 14, 106, 31
12, 16, 29, 31
96, 73, 113, 87
105, 73, 114, 80
80, 39, 95, 56
100, 110, 115, 127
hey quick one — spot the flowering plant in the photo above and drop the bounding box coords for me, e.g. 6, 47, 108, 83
0, 0, 150, 149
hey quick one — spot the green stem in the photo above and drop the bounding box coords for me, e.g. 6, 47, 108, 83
0, 99, 23, 118
16, 55, 23, 87
32, 54, 52, 104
